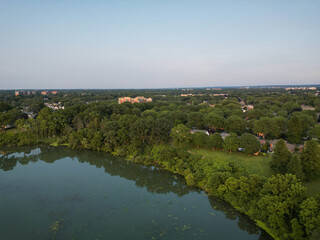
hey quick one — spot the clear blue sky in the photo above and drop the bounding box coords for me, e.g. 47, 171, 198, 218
0, 0, 319, 89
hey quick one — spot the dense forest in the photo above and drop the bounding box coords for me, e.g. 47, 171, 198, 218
1, 87, 320, 239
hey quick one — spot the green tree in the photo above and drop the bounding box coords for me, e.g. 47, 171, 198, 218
299, 197, 320, 239
130, 119, 149, 145
223, 133, 239, 153
141, 109, 158, 119
253, 117, 280, 139
185, 173, 195, 186
205, 112, 224, 130
208, 132, 224, 150
170, 124, 192, 148
37, 107, 55, 137
187, 112, 205, 129
283, 101, 301, 114
207, 171, 231, 192
239, 133, 261, 155
225, 115, 245, 135
131, 107, 141, 116
29, 102, 45, 114
222, 103, 243, 118
301, 140, 320, 181
257, 174, 306, 239
308, 125, 320, 142
192, 132, 208, 148
0, 101, 12, 112
150, 118, 173, 144
288, 154, 304, 180
274, 116, 287, 134
292, 111, 316, 133
270, 139, 291, 175
90, 131, 103, 151
237, 174, 264, 211
290, 218, 305, 240
287, 116, 303, 144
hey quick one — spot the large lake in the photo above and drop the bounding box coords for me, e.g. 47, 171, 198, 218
0, 146, 272, 240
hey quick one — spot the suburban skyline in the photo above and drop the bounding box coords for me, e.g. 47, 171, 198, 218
1, 0, 319, 89
3, 84, 320, 91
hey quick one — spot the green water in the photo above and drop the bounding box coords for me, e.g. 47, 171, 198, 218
0, 146, 272, 240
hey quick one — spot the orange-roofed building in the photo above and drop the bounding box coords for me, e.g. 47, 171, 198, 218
118, 96, 152, 104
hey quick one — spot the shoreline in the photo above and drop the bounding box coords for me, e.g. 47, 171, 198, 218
56, 143, 277, 239
0, 142, 297, 240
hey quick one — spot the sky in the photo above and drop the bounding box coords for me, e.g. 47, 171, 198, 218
0, 0, 319, 89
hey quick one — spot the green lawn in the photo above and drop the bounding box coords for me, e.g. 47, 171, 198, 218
193, 148, 273, 177
194, 148, 320, 196
50, 141, 69, 147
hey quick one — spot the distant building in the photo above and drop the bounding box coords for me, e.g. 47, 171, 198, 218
206, 88, 222, 90
118, 97, 132, 104
286, 87, 316, 91
301, 105, 315, 111
51, 91, 58, 95
213, 93, 228, 96
268, 139, 304, 153
118, 96, 152, 104
190, 129, 209, 135
45, 102, 64, 110
15, 90, 36, 96
41, 91, 48, 96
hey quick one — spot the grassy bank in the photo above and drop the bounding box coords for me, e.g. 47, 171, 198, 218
193, 148, 272, 177
50, 141, 69, 147
193, 148, 320, 197
3, 142, 319, 239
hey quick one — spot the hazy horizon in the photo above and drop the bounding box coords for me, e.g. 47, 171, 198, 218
1, 0, 319, 89
2, 83, 319, 91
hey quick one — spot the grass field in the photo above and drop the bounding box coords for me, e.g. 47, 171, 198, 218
193, 148, 273, 177
193, 148, 320, 196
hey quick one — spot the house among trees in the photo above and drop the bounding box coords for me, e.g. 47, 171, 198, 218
190, 129, 209, 135
269, 139, 304, 153
301, 105, 315, 111
41, 90, 58, 95
242, 104, 254, 112
44, 102, 64, 110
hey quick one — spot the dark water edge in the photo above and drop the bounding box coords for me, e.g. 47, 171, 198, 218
0, 146, 273, 240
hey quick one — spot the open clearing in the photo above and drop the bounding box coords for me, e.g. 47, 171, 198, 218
194, 148, 320, 196
193, 148, 273, 177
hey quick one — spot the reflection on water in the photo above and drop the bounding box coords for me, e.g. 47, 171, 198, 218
0, 146, 272, 240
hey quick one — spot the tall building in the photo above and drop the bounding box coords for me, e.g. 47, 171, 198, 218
15, 90, 36, 96
118, 96, 152, 104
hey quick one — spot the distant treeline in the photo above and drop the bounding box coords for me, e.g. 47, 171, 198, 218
0, 88, 320, 239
